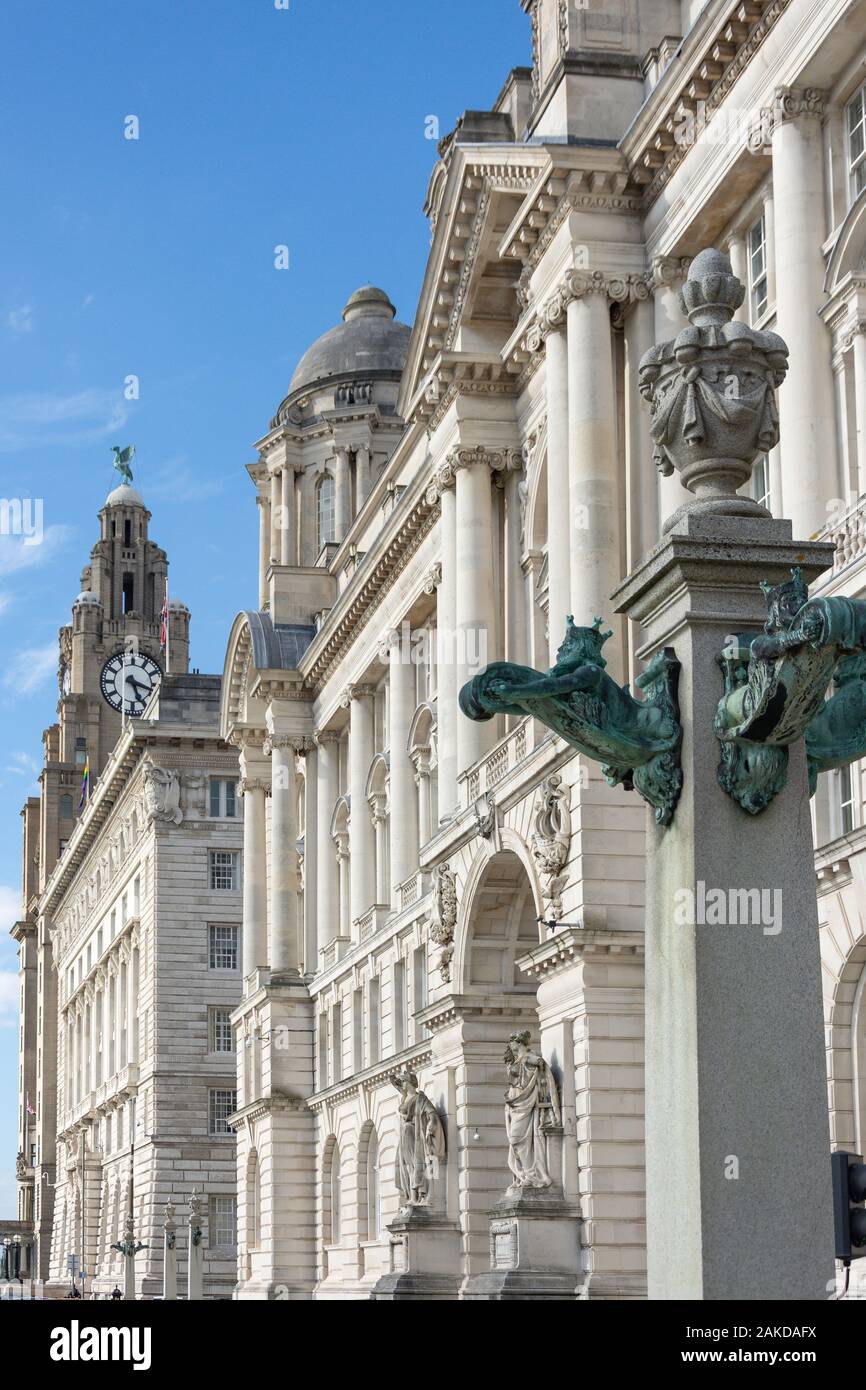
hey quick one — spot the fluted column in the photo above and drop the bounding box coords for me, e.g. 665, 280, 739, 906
454, 447, 500, 772
239, 745, 269, 979
356, 444, 371, 509
301, 743, 317, 973
256, 495, 269, 609
543, 321, 571, 646
315, 733, 340, 952
334, 447, 351, 542
429, 465, 458, 818
386, 629, 419, 898
566, 275, 623, 678
266, 735, 303, 980
280, 466, 296, 566
345, 685, 375, 931
767, 87, 837, 535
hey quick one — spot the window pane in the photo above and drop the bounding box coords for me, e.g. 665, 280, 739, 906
211, 1196, 236, 1246
225, 781, 237, 818
209, 925, 239, 970
210, 851, 238, 890
210, 780, 221, 817
209, 1089, 237, 1134
318, 475, 335, 550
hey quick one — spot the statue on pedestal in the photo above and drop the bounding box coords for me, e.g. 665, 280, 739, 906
391, 1070, 446, 1208
503, 1031, 561, 1196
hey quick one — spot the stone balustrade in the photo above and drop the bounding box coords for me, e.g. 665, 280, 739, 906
459, 715, 536, 807
819, 496, 866, 576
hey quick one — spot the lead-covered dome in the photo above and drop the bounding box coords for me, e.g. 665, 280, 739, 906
104, 483, 146, 508
287, 285, 410, 397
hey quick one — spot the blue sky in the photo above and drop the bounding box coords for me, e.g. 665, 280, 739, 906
0, 0, 530, 1211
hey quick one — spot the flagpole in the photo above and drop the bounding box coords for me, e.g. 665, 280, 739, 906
165, 579, 171, 675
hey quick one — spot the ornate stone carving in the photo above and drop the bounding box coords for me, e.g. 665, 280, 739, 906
716, 568, 866, 813
473, 791, 496, 840
530, 773, 571, 921
461, 618, 683, 826
390, 1069, 446, 1208
638, 248, 788, 532
430, 861, 458, 982
181, 771, 207, 819
503, 1031, 561, 1195
142, 763, 182, 826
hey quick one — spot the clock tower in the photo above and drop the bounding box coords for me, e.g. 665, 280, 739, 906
39, 481, 190, 890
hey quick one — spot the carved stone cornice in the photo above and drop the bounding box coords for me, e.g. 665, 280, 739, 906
263, 734, 313, 756
445, 445, 523, 476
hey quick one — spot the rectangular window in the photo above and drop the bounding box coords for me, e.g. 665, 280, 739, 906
413, 946, 427, 1035
209, 778, 238, 818
331, 1001, 342, 1084
318, 1012, 329, 1089
352, 987, 364, 1074
748, 215, 768, 320
208, 924, 239, 971
393, 958, 406, 1053
210, 1195, 237, 1247
848, 82, 866, 200
210, 851, 239, 891
839, 765, 856, 835
75, 737, 87, 768
752, 454, 771, 512
369, 977, 380, 1067
209, 1006, 234, 1053
208, 1088, 237, 1135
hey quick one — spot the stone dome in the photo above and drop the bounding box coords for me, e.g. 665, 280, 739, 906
168, 598, 189, 612
74, 591, 102, 607
287, 286, 410, 397
104, 483, 146, 508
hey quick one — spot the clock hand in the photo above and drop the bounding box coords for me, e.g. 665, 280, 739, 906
125, 674, 149, 700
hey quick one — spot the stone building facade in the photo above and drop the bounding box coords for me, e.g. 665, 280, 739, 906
13, 488, 242, 1297
220, 0, 866, 1299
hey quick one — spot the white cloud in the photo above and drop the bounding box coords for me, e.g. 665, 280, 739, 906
6, 304, 34, 334
0, 387, 128, 452
3, 751, 40, 779
0, 523, 71, 577
2, 642, 57, 695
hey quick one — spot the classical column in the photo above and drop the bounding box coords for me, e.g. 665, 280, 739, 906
543, 319, 571, 646
269, 469, 280, 564
652, 257, 693, 525
566, 274, 623, 678
334, 447, 351, 542
356, 444, 371, 509
301, 743, 317, 973
624, 292, 658, 569
386, 629, 419, 899
239, 745, 269, 978
256, 494, 269, 609
280, 466, 296, 566
454, 447, 500, 772
848, 319, 866, 498
430, 464, 458, 818
267, 735, 302, 980
503, 461, 527, 669
412, 750, 432, 847
370, 796, 389, 905
727, 233, 748, 323
768, 87, 838, 536
315, 733, 340, 951
346, 686, 375, 930
336, 833, 351, 938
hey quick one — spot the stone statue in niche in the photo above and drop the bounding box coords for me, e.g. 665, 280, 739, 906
503, 1030, 561, 1195
390, 1070, 446, 1208
143, 763, 183, 825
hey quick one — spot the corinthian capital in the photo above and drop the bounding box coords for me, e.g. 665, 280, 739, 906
650, 255, 693, 292
764, 86, 828, 136
445, 445, 520, 475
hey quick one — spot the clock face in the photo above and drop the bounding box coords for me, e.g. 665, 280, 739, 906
100, 651, 162, 716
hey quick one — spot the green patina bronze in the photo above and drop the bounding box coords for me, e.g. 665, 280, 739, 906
111, 443, 136, 485
715, 567, 866, 812
459, 618, 683, 826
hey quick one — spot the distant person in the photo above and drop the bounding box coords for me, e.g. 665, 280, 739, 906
110, 1285, 123, 1300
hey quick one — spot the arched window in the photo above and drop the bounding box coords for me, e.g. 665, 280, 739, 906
323, 1137, 342, 1246
367, 1130, 381, 1240
317, 474, 335, 551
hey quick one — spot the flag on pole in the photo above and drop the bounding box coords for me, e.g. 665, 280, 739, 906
160, 590, 169, 649
78, 757, 90, 811
26, 1095, 35, 1117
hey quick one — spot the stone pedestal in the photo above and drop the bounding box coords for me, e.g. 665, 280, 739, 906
371, 1207, 462, 1301
462, 1189, 582, 1300
613, 514, 837, 1300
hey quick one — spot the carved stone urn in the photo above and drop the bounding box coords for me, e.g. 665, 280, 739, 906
638, 247, 789, 532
